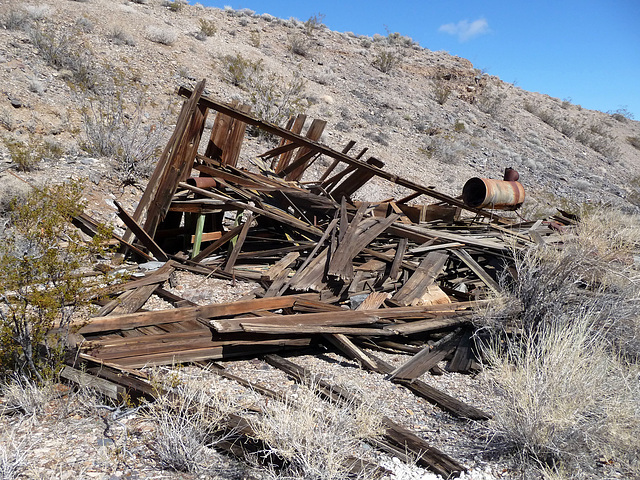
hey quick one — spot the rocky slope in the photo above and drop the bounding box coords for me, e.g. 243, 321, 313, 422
1, 0, 639, 220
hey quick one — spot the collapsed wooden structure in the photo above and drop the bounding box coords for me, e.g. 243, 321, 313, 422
66, 80, 574, 477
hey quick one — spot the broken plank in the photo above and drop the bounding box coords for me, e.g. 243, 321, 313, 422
451, 249, 501, 295
388, 329, 461, 380
115, 201, 169, 262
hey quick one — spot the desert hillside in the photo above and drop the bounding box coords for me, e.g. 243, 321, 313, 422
1, 0, 639, 218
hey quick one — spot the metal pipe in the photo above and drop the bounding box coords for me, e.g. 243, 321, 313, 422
462, 177, 525, 210
186, 177, 218, 189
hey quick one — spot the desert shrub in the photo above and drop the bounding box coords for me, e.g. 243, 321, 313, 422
165, 0, 185, 12
608, 106, 634, 122
0, 426, 30, 479
248, 74, 306, 134
2, 136, 62, 172
3, 138, 41, 172
432, 80, 452, 105
454, 120, 465, 132
523, 100, 537, 114
109, 27, 136, 46
386, 31, 416, 47
80, 78, 172, 186
482, 316, 640, 478
477, 208, 640, 477
144, 374, 242, 474
146, 26, 177, 45
303, 13, 325, 36
29, 24, 96, 90
197, 18, 216, 38
289, 33, 312, 56
2, 9, 30, 30
0, 182, 111, 382
0, 177, 30, 218
75, 16, 94, 33
222, 53, 264, 87
24, 5, 50, 21
372, 48, 401, 74
627, 136, 640, 151
249, 31, 260, 48
250, 382, 383, 479
222, 54, 306, 132
476, 86, 505, 116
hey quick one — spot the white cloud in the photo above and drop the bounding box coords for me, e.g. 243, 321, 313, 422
439, 18, 489, 42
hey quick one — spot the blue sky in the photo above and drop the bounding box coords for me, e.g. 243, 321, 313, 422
201, 0, 640, 120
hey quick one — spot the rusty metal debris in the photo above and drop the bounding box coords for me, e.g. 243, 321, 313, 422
63, 80, 574, 476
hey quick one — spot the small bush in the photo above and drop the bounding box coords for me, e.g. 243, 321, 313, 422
222, 53, 264, 87
2, 9, 29, 30
303, 13, 325, 36
144, 374, 242, 475
75, 16, 94, 33
249, 31, 260, 48
198, 18, 217, 37
80, 79, 172, 186
476, 86, 504, 116
0, 426, 30, 479
166, 0, 185, 12
0, 182, 111, 381
146, 26, 177, 45
1, 136, 62, 172
109, 27, 136, 46
627, 136, 640, 151
289, 33, 312, 56
250, 382, 383, 479
372, 48, 401, 73
221, 54, 307, 132
432, 80, 451, 105
608, 106, 634, 122
24, 5, 50, 21
29, 25, 96, 90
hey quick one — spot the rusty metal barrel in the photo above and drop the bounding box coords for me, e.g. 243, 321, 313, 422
462, 177, 525, 210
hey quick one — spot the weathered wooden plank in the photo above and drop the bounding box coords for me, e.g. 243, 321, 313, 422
392, 252, 449, 306
114, 201, 169, 262
285, 118, 326, 181
452, 249, 501, 295
370, 353, 490, 420
178, 182, 323, 237
192, 224, 244, 263
60, 366, 125, 400
383, 314, 472, 335
274, 113, 307, 173
388, 329, 461, 380
77, 295, 315, 334
212, 309, 380, 333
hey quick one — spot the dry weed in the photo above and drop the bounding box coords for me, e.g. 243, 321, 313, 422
477, 207, 640, 478
249, 382, 383, 480
143, 373, 243, 475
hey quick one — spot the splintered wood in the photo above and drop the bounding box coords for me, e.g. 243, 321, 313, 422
65, 80, 576, 477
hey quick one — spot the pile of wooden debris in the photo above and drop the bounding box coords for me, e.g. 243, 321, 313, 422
64, 80, 574, 477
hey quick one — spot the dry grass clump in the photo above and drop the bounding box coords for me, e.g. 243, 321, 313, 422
477, 207, 640, 478
482, 315, 640, 478
146, 26, 177, 46
0, 377, 56, 417
143, 374, 243, 475
249, 383, 384, 480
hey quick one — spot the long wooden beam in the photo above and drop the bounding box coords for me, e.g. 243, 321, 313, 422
178, 86, 509, 223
